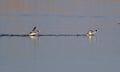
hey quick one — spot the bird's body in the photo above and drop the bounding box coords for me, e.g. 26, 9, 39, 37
29, 31, 39, 36
87, 30, 98, 36
28, 26, 40, 36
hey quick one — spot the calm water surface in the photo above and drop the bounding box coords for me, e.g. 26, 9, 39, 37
0, 0, 120, 72
0, 13, 120, 72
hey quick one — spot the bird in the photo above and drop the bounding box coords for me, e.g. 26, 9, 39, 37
28, 26, 40, 36
86, 30, 98, 36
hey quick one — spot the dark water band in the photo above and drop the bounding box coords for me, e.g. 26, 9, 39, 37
0, 34, 92, 37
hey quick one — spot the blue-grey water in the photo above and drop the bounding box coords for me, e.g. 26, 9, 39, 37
0, 0, 120, 72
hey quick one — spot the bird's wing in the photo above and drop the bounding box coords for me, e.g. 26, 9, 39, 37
32, 26, 37, 31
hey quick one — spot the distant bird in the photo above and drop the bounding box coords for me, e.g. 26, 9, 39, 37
86, 30, 98, 36
28, 26, 40, 36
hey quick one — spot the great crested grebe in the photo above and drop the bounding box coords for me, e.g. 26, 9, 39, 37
86, 30, 98, 36
28, 26, 40, 36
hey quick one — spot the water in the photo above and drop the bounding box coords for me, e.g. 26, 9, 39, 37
0, 0, 120, 72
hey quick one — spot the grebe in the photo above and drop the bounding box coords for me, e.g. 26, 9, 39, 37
29, 26, 40, 36
86, 30, 98, 36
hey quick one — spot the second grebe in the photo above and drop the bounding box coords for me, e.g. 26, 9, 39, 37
29, 26, 40, 36
87, 30, 98, 36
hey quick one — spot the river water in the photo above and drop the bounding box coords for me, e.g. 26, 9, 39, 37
0, 0, 120, 72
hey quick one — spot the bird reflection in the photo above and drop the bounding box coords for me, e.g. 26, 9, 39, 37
87, 35, 96, 40
29, 36, 39, 40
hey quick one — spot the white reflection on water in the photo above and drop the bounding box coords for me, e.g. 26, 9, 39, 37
29, 36, 39, 40
87, 35, 96, 40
